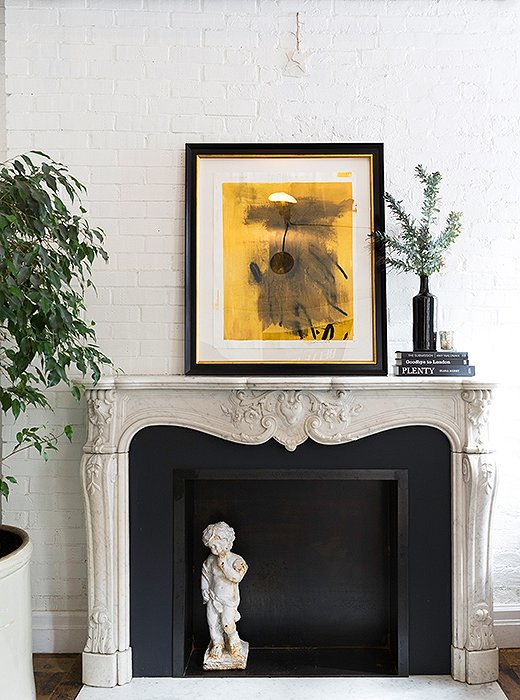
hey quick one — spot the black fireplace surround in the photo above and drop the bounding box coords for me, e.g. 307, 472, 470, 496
129, 426, 451, 678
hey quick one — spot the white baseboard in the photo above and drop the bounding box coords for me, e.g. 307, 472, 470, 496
32, 611, 87, 653
493, 605, 520, 648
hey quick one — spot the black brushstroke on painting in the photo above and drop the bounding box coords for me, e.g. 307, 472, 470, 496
245, 196, 353, 230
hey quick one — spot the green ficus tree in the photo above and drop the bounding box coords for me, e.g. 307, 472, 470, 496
0, 151, 112, 501
376, 165, 462, 276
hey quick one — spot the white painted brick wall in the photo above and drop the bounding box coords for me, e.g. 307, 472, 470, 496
2, 0, 520, 649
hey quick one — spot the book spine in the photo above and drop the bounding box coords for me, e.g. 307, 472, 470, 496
396, 358, 469, 366
395, 351, 468, 361
395, 365, 475, 377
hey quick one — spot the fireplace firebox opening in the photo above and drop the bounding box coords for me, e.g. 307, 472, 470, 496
129, 425, 451, 679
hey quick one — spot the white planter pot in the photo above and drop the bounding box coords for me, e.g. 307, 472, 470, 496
0, 525, 36, 700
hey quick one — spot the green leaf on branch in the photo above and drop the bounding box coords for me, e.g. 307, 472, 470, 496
374, 165, 461, 277
0, 480, 10, 500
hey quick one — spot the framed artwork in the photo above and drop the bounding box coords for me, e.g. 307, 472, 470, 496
185, 143, 387, 375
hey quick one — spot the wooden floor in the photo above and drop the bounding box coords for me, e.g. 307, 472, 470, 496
499, 649, 520, 700
34, 650, 520, 700
34, 654, 82, 700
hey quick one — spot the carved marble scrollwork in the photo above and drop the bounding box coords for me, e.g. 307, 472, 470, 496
85, 608, 113, 654
479, 461, 495, 495
84, 455, 103, 495
462, 455, 471, 483
86, 389, 116, 453
468, 605, 495, 651
462, 453, 497, 652
221, 389, 362, 451
461, 389, 493, 453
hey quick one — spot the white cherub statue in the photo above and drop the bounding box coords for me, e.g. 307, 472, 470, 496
201, 521, 249, 670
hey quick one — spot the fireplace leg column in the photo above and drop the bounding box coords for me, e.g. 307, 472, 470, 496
80, 388, 132, 687
452, 448, 498, 684
81, 448, 132, 687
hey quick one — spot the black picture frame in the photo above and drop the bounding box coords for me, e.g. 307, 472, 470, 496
185, 142, 387, 375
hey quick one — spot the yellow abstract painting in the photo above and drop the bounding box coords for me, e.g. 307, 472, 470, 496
222, 181, 354, 341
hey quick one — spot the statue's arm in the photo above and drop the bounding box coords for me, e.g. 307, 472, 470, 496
222, 554, 248, 583
201, 558, 211, 603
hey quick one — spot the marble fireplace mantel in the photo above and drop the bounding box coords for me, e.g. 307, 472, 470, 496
80, 375, 498, 687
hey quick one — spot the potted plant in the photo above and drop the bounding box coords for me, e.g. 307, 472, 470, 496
0, 152, 111, 699
376, 165, 462, 350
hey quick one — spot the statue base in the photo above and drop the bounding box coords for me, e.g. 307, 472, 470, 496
203, 640, 249, 671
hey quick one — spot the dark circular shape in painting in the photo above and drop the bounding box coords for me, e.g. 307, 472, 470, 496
270, 251, 294, 274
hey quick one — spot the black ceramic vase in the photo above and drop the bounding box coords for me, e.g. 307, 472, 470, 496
413, 275, 436, 351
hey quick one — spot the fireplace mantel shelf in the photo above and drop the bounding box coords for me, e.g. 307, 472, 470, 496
87, 374, 496, 392
80, 375, 499, 688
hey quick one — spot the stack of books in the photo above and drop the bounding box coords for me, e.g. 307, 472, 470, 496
394, 350, 475, 377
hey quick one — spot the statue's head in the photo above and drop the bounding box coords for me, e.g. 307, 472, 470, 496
202, 521, 235, 555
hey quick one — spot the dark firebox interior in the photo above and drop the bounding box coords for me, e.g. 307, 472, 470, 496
129, 426, 451, 678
